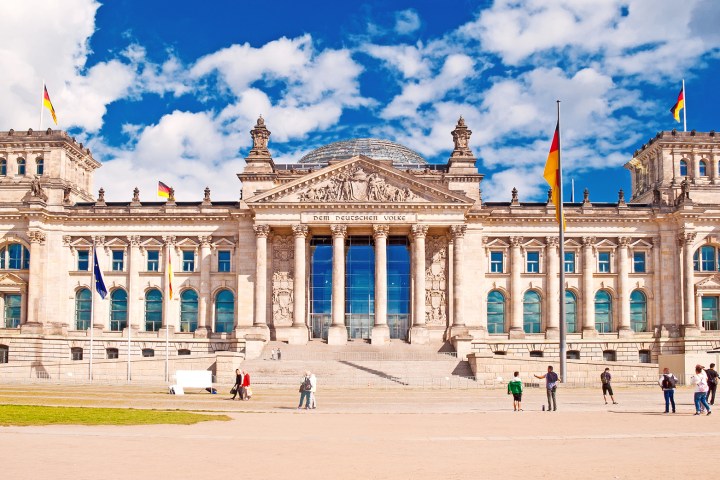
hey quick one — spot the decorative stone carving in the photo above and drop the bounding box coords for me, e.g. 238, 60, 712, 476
127, 235, 141, 246
373, 224, 389, 238
450, 224, 466, 238
297, 166, 417, 203
583, 188, 591, 205
511, 187, 519, 205
292, 224, 309, 238
509, 236, 524, 247
581, 236, 596, 247
27, 230, 46, 244
425, 235, 448, 326
450, 116, 473, 157
63, 186, 72, 204
198, 235, 213, 247
678, 231, 697, 246
62, 235, 72, 246
162, 235, 176, 246
167, 187, 176, 203
97, 188, 105, 204
411, 224, 428, 238
546, 236, 559, 248
132, 187, 140, 203
248, 115, 271, 157
253, 224, 270, 238
272, 234, 294, 327
30, 177, 46, 200
203, 187, 211, 203
330, 224, 347, 238
618, 236, 631, 247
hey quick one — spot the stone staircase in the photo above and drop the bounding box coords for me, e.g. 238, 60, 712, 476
241, 340, 478, 389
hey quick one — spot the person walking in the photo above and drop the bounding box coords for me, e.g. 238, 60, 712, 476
241, 369, 251, 400
705, 363, 718, 405
271, 348, 277, 360
692, 365, 712, 416
231, 368, 243, 400
659, 367, 678, 413
507, 371, 523, 411
309, 372, 318, 409
534, 366, 559, 411
601, 367, 618, 405
298, 371, 312, 410
277, 348, 282, 361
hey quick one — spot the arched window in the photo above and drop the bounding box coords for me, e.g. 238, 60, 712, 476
565, 290, 577, 333
0, 243, 30, 270
680, 159, 688, 176
0, 159, 6, 176
180, 289, 198, 333
215, 289, 234, 333
695, 246, 718, 272
595, 290, 613, 333
36, 157, 44, 176
699, 160, 707, 176
630, 290, 647, 332
523, 290, 541, 334
110, 289, 128, 331
487, 290, 505, 334
75, 288, 91, 330
145, 289, 163, 331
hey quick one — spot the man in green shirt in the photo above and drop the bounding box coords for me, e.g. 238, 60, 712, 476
507, 371, 523, 411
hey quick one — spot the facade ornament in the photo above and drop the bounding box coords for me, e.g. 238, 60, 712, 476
291, 224, 309, 238
127, 235, 141, 246
509, 236, 523, 247
92, 235, 105, 246
581, 236, 596, 247
97, 188, 106, 205
510, 187, 519, 205
618, 188, 626, 205
678, 231, 697, 246
425, 235, 448, 326
30, 177, 44, 198
372, 224, 389, 238
62, 235, 72, 246
162, 235, 176, 246
583, 188, 590, 205
271, 271, 294, 326
203, 187, 211, 204
27, 230, 46, 244
410, 224, 428, 238
248, 115, 271, 156
681, 177, 690, 199
618, 236, 631, 247
253, 224, 271, 238
546, 188, 553, 204
546, 236, 559, 248
330, 224, 347, 238
63, 186, 72, 204
198, 235, 213, 247
167, 187, 176, 203
450, 224, 466, 238
450, 116, 473, 157
132, 187, 140, 203
297, 166, 416, 203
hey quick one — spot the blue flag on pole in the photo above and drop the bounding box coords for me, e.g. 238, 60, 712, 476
93, 247, 108, 299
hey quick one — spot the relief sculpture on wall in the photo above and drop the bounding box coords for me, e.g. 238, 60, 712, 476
425, 235, 447, 326
271, 235, 294, 326
298, 166, 417, 203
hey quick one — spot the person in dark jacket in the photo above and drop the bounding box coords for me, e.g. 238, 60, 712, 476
705, 363, 718, 405
232, 369, 243, 400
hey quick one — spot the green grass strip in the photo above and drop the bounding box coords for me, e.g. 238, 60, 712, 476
0, 405, 231, 426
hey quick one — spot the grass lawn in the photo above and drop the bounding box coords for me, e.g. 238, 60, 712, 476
0, 404, 231, 426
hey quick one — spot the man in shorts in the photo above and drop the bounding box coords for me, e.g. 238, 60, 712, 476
507, 371, 523, 411
601, 367, 618, 405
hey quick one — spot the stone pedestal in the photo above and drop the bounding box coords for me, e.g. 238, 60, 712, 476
682, 325, 701, 338
20, 322, 43, 334
371, 324, 390, 345
582, 327, 599, 339
409, 326, 429, 345
287, 325, 309, 345
327, 325, 348, 345
545, 327, 560, 340
243, 334, 267, 359
193, 326, 211, 339
451, 334, 473, 360
618, 327, 633, 338
509, 328, 525, 339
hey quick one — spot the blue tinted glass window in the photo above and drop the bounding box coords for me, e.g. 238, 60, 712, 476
564, 252, 575, 273
387, 237, 410, 340
0, 159, 6, 176
630, 290, 647, 332
75, 288, 91, 330
633, 252, 646, 273
218, 250, 231, 272
110, 289, 127, 331
145, 289, 163, 331
77, 250, 89, 271
490, 251, 504, 273
147, 250, 159, 271
526, 251, 539, 273
595, 290, 612, 333
36, 158, 44, 175
680, 160, 688, 176
215, 289, 234, 333
4, 294, 21, 328
702, 296, 719, 330
182, 250, 194, 272
310, 237, 332, 339
700, 160, 707, 176
565, 290, 577, 333
701, 246, 716, 271
598, 252, 611, 273
17, 158, 25, 175
180, 289, 198, 332
346, 236, 374, 340
523, 291, 541, 333
112, 250, 124, 271
8, 244, 26, 269
487, 290, 505, 334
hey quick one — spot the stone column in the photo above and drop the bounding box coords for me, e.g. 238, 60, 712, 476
196, 235, 212, 337
23, 230, 46, 332
617, 237, 632, 336
449, 225, 468, 337
290, 224, 309, 345
410, 224, 429, 344
328, 224, 347, 345
162, 239, 175, 333
679, 231, 698, 335
696, 293, 704, 330
509, 236, 524, 338
252, 224, 270, 340
581, 236, 597, 338
127, 236, 141, 333
545, 236, 559, 339
372, 224, 390, 345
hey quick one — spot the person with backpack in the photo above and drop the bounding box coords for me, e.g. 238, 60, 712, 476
298, 371, 312, 410
601, 367, 618, 405
534, 365, 559, 411
659, 367, 678, 413
692, 365, 712, 416
705, 363, 718, 405
507, 371, 523, 411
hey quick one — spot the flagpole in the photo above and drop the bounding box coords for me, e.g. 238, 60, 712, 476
89, 241, 96, 382
127, 304, 132, 383
682, 78, 687, 132
557, 100, 567, 383
165, 248, 170, 383
39, 81, 45, 130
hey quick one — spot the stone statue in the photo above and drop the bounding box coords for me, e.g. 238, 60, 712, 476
63, 186, 72, 203
97, 188, 105, 203
249, 115, 271, 154
511, 187, 518, 203
30, 177, 43, 197
168, 187, 176, 202
204, 186, 211, 202
450, 116, 473, 157
132, 187, 140, 203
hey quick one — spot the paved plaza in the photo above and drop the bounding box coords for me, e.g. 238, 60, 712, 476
0, 384, 716, 479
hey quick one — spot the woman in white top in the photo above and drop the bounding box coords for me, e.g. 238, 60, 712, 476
692, 365, 712, 416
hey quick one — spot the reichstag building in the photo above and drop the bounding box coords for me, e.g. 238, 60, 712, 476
0, 117, 719, 367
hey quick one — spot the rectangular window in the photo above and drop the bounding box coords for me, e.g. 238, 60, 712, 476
77, 250, 89, 271
182, 250, 195, 272
218, 250, 231, 272
633, 252, 646, 273
147, 250, 159, 271
702, 296, 719, 331
112, 250, 124, 271
598, 252, 611, 273
490, 251, 504, 273
564, 252, 575, 273
526, 251, 540, 273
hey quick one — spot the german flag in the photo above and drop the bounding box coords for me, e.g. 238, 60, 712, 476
670, 86, 685, 122
43, 85, 57, 125
158, 181, 171, 199
543, 121, 566, 230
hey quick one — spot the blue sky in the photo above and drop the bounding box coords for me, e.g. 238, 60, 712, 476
1, 0, 719, 202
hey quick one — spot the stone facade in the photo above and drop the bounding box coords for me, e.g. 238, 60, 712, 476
1, 119, 720, 367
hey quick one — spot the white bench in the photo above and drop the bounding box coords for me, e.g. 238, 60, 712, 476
169, 370, 213, 395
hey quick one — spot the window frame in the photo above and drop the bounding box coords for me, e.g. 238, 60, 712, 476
144, 289, 163, 332
633, 251, 646, 273
214, 289, 235, 333
75, 288, 91, 330
182, 250, 195, 272
564, 251, 576, 273
16, 158, 26, 176
680, 159, 688, 176
146, 250, 160, 272
598, 251, 611, 273
218, 250, 231, 272
699, 160, 707, 177
594, 290, 613, 333
77, 250, 89, 271
111, 249, 124, 271
526, 251, 540, 273
630, 289, 648, 332
489, 251, 504, 273
0, 159, 6, 176
522, 290, 542, 334
486, 290, 506, 334
180, 289, 199, 333
71, 347, 83, 361
36, 157, 44, 176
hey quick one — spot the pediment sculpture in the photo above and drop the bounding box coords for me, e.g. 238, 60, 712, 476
297, 166, 417, 203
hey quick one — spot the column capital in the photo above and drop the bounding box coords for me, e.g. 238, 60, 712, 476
618, 236, 631, 247
27, 230, 46, 244
581, 236, 596, 247
162, 235, 176, 246
411, 224, 428, 238
198, 235, 213, 247
292, 224, 309, 238
372, 224, 390, 239
509, 236, 524, 247
545, 236, 559, 248
253, 224, 271, 238
450, 224, 467, 238
330, 224, 347, 238
92, 235, 105, 246
127, 235, 141, 247
678, 231, 697, 246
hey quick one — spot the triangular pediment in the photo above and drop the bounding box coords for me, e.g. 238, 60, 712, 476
696, 274, 720, 290
0, 273, 27, 290
631, 239, 654, 248
595, 239, 618, 249
246, 157, 472, 207
140, 238, 164, 248
564, 239, 582, 248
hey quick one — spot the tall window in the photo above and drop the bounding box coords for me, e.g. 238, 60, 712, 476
112, 250, 124, 271
564, 252, 575, 273
490, 251, 504, 273
145, 289, 162, 331
387, 237, 410, 340
147, 250, 159, 271
695, 246, 718, 272
110, 289, 128, 331
630, 290, 647, 332
182, 250, 195, 272
36, 158, 44, 175
701, 296, 719, 330
565, 290, 577, 333
4, 294, 21, 328
487, 290, 506, 334
598, 252, 611, 273
699, 160, 707, 176
633, 251, 646, 273
310, 237, 332, 339
523, 291, 542, 334
75, 288, 91, 330
0, 243, 30, 270
595, 290, 613, 333
526, 251, 540, 273
680, 159, 688, 176
345, 236, 375, 340
16, 158, 26, 175
77, 250, 89, 271
215, 289, 234, 333
218, 250, 231, 272
180, 289, 198, 332
0, 159, 6, 176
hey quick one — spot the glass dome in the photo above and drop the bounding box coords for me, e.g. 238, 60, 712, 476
299, 138, 427, 168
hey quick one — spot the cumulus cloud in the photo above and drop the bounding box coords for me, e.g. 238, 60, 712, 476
395, 9, 421, 35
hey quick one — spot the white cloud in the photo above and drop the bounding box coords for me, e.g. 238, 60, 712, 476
363, 44, 431, 79
395, 9, 421, 35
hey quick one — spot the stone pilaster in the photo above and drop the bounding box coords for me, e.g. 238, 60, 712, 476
251, 224, 270, 340
679, 231, 699, 336
22, 230, 46, 333
161, 237, 176, 335
289, 224, 309, 345
617, 237, 632, 337
410, 224, 429, 344
509, 236, 524, 338
328, 224, 347, 345
372, 224, 390, 345
545, 236, 559, 339
449, 224, 468, 337
127, 235, 141, 333
196, 235, 212, 337
581, 236, 597, 338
